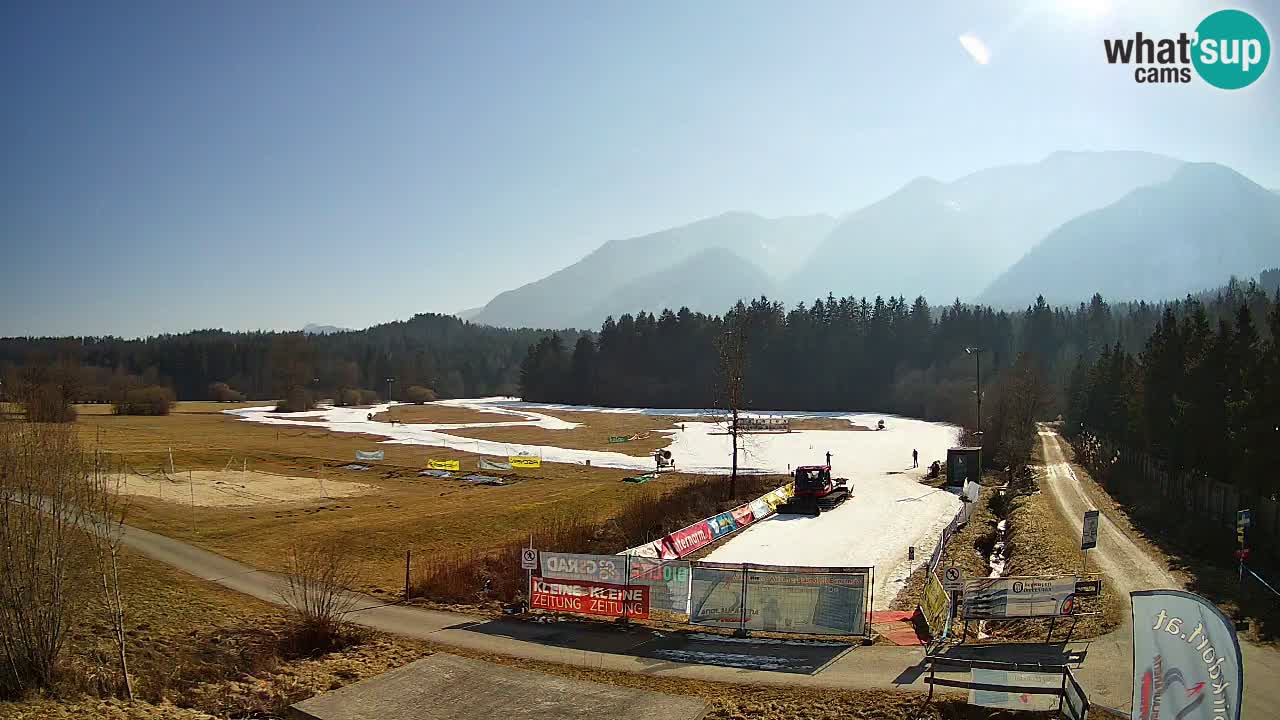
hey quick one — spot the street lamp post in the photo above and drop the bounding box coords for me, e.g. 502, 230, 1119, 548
965, 347, 984, 442
385, 377, 395, 404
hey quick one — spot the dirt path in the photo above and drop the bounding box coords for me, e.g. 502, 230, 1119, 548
1036, 425, 1280, 717
1037, 426, 1176, 594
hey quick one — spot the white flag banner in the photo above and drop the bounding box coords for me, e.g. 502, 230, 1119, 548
1131, 590, 1242, 720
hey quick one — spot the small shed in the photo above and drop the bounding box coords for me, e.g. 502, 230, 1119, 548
946, 447, 982, 487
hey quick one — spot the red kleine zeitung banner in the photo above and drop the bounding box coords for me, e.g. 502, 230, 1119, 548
530, 577, 650, 619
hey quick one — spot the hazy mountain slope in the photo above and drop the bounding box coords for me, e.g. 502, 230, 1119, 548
788, 151, 1183, 304
979, 163, 1280, 307
576, 247, 776, 328
302, 323, 351, 335
470, 212, 833, 328
455, 307, 483, 321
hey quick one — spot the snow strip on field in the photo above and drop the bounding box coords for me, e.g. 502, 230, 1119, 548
227, 398, 957, 475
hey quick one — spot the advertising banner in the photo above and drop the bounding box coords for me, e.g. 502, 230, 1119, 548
607, 436, 629, 443
538, 552, 626, 584
355, 450, 384, 461
509, 455, 541, 469
428, 458, 460, 471
730, 504, 755, 528
967, 669, 1062, 711
530, 577, 648, 619
707, 511, 738, 538
921, 572, 950, 637
661, 520, 715, 558
478, 459, 512, 471
627, 557, 692, 615
1082, 510, 1100, 550
1131, 590, 1242, 720
749, 497, 772, 521
962, 576, 1078, 619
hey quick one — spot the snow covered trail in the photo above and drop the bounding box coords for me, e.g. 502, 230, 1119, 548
227, 398, 959, 477
701, 476, 961, 609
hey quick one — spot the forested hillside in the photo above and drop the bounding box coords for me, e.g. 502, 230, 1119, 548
0, 314, 581, 403
521, 277, 1279, 427
1067, 287, 1280, 498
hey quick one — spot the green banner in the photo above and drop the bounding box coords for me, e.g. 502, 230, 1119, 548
607, 436, 629, 443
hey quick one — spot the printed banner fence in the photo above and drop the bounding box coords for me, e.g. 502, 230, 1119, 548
428, 458, 460, 471
529, 552, 871, 637
689, 562, 871, 636
626, 556, 692, 615
921, 572, 950, 638
961, 576, 1079, 620
355, 450, 384, 461
619, 482, 794, 559
530, 577, 648, 619
478, 458, 512, 471
1131, 590, 1242, 720
509, 455, 541, 468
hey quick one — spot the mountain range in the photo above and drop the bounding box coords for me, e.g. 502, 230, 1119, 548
465, 152, 1280, 329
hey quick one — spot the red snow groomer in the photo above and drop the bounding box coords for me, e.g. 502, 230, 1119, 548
775, 464, 850, 516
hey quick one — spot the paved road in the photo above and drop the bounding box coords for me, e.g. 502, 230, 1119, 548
1036, 425, 1280, 717
118, 521, 930, 691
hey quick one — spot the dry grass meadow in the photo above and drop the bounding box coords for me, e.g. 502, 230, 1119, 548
0, 546, 1060, 720
68, 402, 717, 595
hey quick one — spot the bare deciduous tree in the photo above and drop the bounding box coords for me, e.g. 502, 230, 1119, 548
715, 303, 749, 498
0, 422, 130, 699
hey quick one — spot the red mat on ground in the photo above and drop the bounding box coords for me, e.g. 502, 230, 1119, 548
870, 610, 929, 646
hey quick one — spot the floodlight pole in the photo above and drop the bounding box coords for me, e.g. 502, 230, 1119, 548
965, 347, 984, 440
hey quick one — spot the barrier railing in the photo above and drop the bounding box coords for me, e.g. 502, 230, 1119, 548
922, 656, 1089, 719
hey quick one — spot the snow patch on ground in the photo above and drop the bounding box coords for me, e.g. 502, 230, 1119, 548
702, 476, 962, 610
228, 397, 963, 607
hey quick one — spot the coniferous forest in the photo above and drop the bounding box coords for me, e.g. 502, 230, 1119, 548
4, 274, 1278, 500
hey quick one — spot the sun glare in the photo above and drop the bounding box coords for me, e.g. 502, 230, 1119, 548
1058, 0, 1111, 19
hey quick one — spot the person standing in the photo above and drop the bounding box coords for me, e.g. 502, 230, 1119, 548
912, 448, 919, 468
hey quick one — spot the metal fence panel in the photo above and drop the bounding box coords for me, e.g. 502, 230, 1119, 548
627, 556, 692, 616
1062, 666, 1089, 720
688, 564, 746, 628
744, 567, 869, 635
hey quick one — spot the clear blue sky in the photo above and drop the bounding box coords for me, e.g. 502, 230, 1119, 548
3, 0, 1276, 337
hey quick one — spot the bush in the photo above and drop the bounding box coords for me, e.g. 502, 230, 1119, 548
279, 543, 360, 656
22, 384, 77, 423
112, 386, 174, 416
208, 382, 245, 402
334, 388, 362, 407
410, 473, 781, 605
274, 387, 314, 413
404, 385, 436, 404
357, 389, 379, 405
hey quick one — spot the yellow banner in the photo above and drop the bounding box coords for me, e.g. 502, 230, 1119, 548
509, 455, 541, 469
428, 459, 460, 471
921, 572, 950, 637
